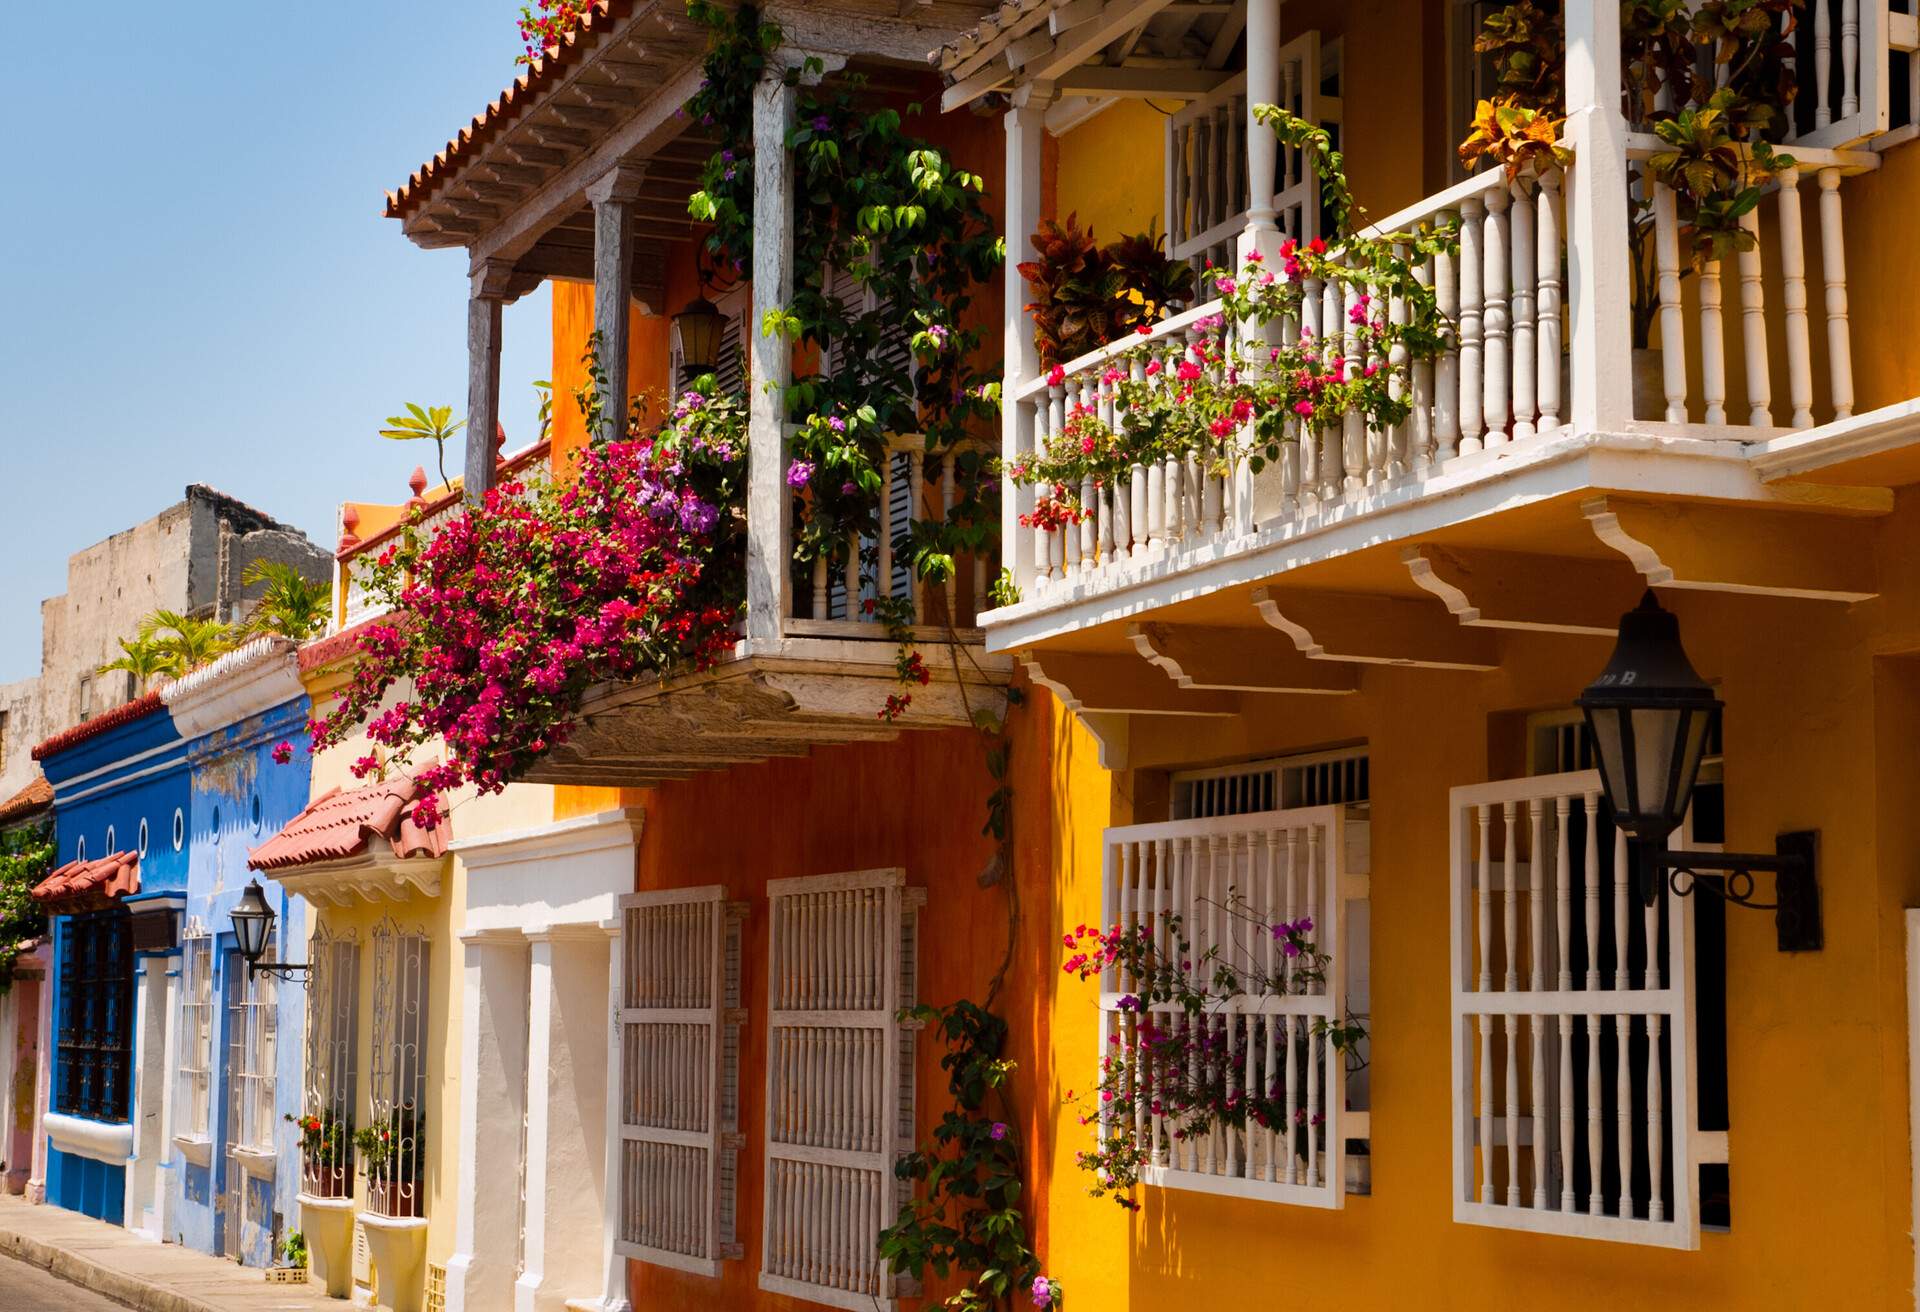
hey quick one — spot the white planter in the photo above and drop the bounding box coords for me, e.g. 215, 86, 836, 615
359, 1210, 429, 1312
297, 1193, 356, 1300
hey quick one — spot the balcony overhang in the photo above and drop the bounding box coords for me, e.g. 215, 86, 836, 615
522, 633, 1012, 786
993, 427, 1891, 766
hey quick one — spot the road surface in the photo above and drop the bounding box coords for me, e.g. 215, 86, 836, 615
0, 1253, 132, 1309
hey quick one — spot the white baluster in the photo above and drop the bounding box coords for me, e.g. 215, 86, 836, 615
1434, 224, 1461, 462
1820, 169, 1855, 420
877, 449, 894, 613
1843, 0, 1860, 118
1476, 805, 1494, 1204
1458, 196, 1486, 454
1510, 181, 1537, 441
1536, 174, 1564, 435
1654, 182, 1688, 423
1411, 245, 1435, 471
1483, 185, 1512, 447
1816, 0, 1834, 128
1042, 383, 1064, 579
1555, 795, 1574, 1211
1737, 206, 1772, 426
812, 556, 828, 622
1699, 251, 1729, 426
1583, 793, 1602, 1214
1775, 166, 1814, 429
1502, 803, 1520, 1206
1341, 269, 1365, 494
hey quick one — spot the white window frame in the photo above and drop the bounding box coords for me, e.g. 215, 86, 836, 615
230, 955, 278, 1155
1448, 769, 1703, 1247
1172, 745, 1370, 819
174, 923, 214, 1154
759, 869, 923, 1310
303, 924, 359, 1197
615, 886, 748, 1276
1099, 805, 1364, 1207
368, 917, 430, 1219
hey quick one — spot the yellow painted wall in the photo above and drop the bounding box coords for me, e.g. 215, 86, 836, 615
1025, 511, 1920, 1307
297, 661, 557, 1290
1056, 101, 1168, 240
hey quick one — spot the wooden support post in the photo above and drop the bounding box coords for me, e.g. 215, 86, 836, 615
463, 259, 516, 507
747, 73, 798, 646
587, 163, 647, 440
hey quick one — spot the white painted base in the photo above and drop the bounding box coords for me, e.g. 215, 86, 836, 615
298, 1193, 357, 1299
359, 1212, 429, 1312
43, 1113, 134, 1165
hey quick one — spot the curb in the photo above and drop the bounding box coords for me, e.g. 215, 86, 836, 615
0, 1225, 218, 1312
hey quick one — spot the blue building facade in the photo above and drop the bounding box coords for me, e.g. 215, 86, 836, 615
32, 693, 189, 1230
160, 639, 311, 1267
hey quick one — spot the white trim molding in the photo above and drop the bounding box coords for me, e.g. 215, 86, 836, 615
453, 808, 645, 935
161, 636, 304, 739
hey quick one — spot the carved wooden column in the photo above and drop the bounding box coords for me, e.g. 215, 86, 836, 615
465, 259, 517, 505
588, 164, 648, 440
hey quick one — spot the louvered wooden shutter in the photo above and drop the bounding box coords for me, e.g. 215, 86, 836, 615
1448, 771, 1701, 1247
759, 869, 923, 1310
616, 887, 747, 1275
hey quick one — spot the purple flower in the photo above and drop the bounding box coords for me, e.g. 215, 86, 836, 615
827, 415, 846, 433
812, 113, 832, 131
721, 149, 734, 163
990, 1122, 1008, 1141
840, 481, 856, 496
1030, 1276, 1056, 1308
785, 459, 814, 489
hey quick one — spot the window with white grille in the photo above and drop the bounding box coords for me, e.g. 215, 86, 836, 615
176, 923, 213, 1146
302, 925, 359, 1197
759, 870, 923, 1309
1099, 807, 1366, 1207
1448, 771, 1706, 1246
616, 887, 747, 1277
1172, 746, 1369, 820
368, 918, 429, 1218
229, 956, 278, 1153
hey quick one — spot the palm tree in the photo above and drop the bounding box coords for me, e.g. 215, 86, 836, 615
379, 403, 466, 491
98, 636, 173, 694
242, 560, 330, 640
140, 610, 236, 676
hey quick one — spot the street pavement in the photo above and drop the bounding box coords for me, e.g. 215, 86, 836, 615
0, 1250, 133, 1309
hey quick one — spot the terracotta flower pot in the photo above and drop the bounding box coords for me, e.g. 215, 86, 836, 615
367, 1178, 423, 1219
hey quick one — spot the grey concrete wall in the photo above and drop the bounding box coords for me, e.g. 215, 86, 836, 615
0, 487, 329, 803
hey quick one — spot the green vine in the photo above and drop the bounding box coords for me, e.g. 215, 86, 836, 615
0, 821, 52, 992
685, 1, 1003, 614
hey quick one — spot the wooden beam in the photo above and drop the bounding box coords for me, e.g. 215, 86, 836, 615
1024, 0, 1175, 83
1128, 623, 1358, 693
1582, 496, 1879, 602
1205, 0, 1247, 67
1402, 545, 1643, 636
1252, 588, 1501, 670
1019, 651, 1240, 715
1056, 65, 1227, 96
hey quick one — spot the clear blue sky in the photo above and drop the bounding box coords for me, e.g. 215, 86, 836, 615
0, 2, 556, 682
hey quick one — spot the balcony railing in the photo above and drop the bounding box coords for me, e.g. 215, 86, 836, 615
1007, 161, 1572, 601
784, 432, 997, 638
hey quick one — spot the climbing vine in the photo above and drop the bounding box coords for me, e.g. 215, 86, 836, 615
685, 1, 1003, 614
0, 821, 52, 991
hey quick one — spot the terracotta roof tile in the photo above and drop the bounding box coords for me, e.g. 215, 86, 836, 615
0, 777, 53, 826
32, 850, 140, 912
31, 692, 167, 762
248, 776, 449, 872
385, 1, 636, 222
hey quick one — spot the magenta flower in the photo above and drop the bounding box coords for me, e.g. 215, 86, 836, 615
786, 460, 814, 489
270, 741, 293, 765
990, 1122, 1008, 1141
1031, 1275, 1056, 1308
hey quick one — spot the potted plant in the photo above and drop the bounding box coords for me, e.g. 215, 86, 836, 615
355, 1103, 425, 1218
1018, 215, 1194, 367
265, 1230, 309, 1284
285, 1108, 352, 1199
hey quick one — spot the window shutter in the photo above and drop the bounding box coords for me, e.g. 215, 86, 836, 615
616, 886, 747, 1276
1448, 770, 1700, 1247
759, 869, 923, 1310
176, 923, 213, 1141
1100, 806, 1362, 1208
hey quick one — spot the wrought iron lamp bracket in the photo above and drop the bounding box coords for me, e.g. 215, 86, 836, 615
247, 959, 313, 983
1645, 830, 1821, 953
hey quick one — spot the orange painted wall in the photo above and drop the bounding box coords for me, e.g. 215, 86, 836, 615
621, 685, 1114, 1310
547, 279, 676, 474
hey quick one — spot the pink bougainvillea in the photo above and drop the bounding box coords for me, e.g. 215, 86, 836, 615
310, 390, 747, 825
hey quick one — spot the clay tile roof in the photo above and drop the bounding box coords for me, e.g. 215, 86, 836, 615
31, 850, 140, 912
384, 0, 635, 223
0, 776, 54, 827
31, 692, 167, 762
248, 776, 449, 872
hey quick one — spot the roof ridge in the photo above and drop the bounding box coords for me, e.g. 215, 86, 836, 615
31, 692, 167, 762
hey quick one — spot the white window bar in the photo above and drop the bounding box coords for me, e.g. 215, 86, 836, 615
1448, 769, 1701, 1247
1172, 746, 1370, 820
302, 924, 359, 1198
615, 886, 748, 1277
759, 869, 924, 1310
175, 922, 213, 1145
369, 917, 430, 1219
1099, 806, 1364, 1208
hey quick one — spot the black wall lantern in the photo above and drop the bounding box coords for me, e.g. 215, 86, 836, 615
1578, 591, 1821, 951
230, 879, 311, 982
671, 296, 723, 383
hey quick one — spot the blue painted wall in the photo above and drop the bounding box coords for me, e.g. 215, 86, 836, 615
40, 703, 188, 1225
169, 693, 311, 1266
